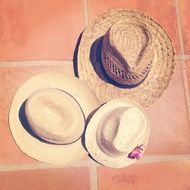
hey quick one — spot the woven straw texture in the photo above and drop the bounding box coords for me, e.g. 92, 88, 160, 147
25, 88, 85, 144
101, 20, 154, 86
85, 98, 150, 168
77, 9, 176, 107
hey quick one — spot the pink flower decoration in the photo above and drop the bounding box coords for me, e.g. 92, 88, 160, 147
128, 145, 144, 160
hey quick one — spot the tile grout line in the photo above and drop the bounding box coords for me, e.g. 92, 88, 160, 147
0, 160, 91, 172
175, 0, 185, 55
184, 55, 190, 60
176, 55, 184, 60
89, 165, 98, 190
0, 55, 189, 68
176, 55, 190, 60
83, 0, 88, 26
138, 154, 190, 164
82, 1, 98, 189
0, 60, 73, 68
1, 154, 190, 172
181, 61, 190, 121
175, 0, 190, 121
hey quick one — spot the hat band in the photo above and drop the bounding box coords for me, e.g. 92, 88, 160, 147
101, 21, 154, 87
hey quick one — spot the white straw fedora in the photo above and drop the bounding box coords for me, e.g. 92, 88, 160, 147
9, 73, 99, 164
77, 9, 176, 107
85, 98, 150, 168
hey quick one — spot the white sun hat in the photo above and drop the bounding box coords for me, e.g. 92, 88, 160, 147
9, 73, 99, 165
85, 98, 150, 168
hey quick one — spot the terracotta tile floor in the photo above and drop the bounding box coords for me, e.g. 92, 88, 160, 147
0, 0, 190, 189
0, 167, 90, 190
0, 0, 84, 61
145, 61, 190, 155
97, 161, 190, 190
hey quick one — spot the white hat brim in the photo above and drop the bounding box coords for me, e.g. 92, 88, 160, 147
85, 98, 150, 168
9, 73, 99, 165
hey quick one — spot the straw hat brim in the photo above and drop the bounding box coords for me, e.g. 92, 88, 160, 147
9, 73, 99, 165
77, 9, 176, 107
85, 98, 150, 168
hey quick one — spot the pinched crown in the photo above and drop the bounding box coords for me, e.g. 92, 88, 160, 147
25, 88, 85, 144
101, 20, 154, 86
96, 107, 147, 157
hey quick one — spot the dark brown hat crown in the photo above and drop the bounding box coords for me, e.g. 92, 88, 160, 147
101, 20, 154, 86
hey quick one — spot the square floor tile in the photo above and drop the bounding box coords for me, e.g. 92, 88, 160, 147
0, 0, 84, 61
0, 167, 90, 190
97, 161, 190, 190
87, 0, 180, 54
145, 61, 190, 154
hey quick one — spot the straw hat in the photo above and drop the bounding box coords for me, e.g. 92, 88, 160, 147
77, 9, 176, 107
85, 98, 150, 168
9, 73, 99, 164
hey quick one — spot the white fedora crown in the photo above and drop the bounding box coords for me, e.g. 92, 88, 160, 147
85, 98, 150, 168
96, 107, 147, 157
25, 88, 85, 144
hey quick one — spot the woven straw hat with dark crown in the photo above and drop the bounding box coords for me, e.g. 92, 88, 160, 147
77, 9, 176, 107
